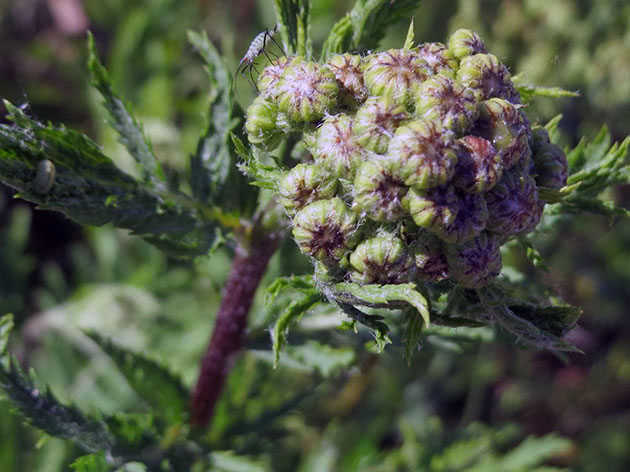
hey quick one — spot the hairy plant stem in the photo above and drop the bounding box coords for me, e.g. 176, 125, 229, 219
191, 229, 281, 427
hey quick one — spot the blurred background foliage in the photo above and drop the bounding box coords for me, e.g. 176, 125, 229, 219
0, 0, 628, 470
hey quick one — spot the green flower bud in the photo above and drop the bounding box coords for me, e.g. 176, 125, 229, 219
245, 95, 283, 151
386, 120, 459, 189
531, 127, 568, 189
446, 232, 502, 289
353, 97, 409, 154
485, 167, 540, 237
349, 234, 415, 284
405, 185, 489, 243
474, 98, 531, 170
457, 53, 520, 104
310, 114, 364, 178
327, 53, 368, 108
292, 197, 361, 266
447, 29, 487, 61
278, 163, 338, 216
414, 75, 478, 134
352, 158, 408, 222
258, 56, 301, 97
416, 42, 458, 77
411, 232, 449, 282
276, 59, 339, 124
453, 136, 502, 193
362, 49, 429, 104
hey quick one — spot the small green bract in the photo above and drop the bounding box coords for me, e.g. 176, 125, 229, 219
245, 29, 568, 289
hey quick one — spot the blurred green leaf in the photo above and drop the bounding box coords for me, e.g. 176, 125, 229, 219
70, 454, 109, 472
208, 451, 269, 472
274, 0, 312, 56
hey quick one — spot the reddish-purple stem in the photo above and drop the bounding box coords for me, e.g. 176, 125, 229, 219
191, 232, 280, 427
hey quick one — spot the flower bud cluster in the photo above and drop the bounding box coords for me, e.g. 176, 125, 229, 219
246, 29, 568, 289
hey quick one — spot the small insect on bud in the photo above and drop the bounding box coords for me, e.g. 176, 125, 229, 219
404, 185, 489, 244
349, 233, 415, 284
411, 232, 449, 282
292, 197, 361, 267
531, 127, 568, 189
309, 114, 364, 178
446, 232, 502, 289
457, 53, 520, 104
414, 75, 478, 134
34, 159, 56, 194
485, 167, 541, 237
386, 120, 459, 189
362, 49, 430, 104
326, 53, 368, 109
453, 136, 502, 193
352, 158, 408, 222
276, 59, 339, 124
474, 98, 532, 170
415, 42, 458, 77
447, 29, 487, 61
278, 163, 338, 216
245, 95, 283, 151
353, 97, 409, 154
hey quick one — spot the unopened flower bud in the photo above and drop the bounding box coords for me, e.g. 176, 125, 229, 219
349, 233, 415, 284
485, 167, 540, 237
446, 232, 502, 288
414, 75, 478, 134
457, 53, 520, 104
245, 95, 283, 151
448, 29, 487, 61
258, 56, 301, 97
386, 120, 459, 189
474, 98, 531, 169
362, 49, 429, 104
326, 53, 368, 108
531, 127, 568, 189
310, 114, 364, 178
352, 158, 408, 222
411, 232, 449, 282
405, 185, 489, 243
416, 42, 458, 77
453, 136, 502, 193
278, 163, 338, 216
292, 197, 361, 266
353, 97, 409, 154
276, 59, 339, 124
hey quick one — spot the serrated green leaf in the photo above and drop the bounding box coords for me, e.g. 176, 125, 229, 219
265, 274, 316, 305
507, 304, 581, 337
231, 133, 283, 190
70, 454, 109, 472
403, 17, 415, 49
544, 115, 563, 144
322, 0, 422, 58
402, 308, 423, 363
86, 332, 188, 423
188, 31, 258, 215
275, 341, 355, 377
498, 434, 572, 471
274, 0, 311, 56
513, 77, 579, 104
336, 302, 391, 351
516, 237, 549, 272
548, 196, 630, 221
0, 315, 113, 453
0, 101, 218, 257
87, 33, 164, 187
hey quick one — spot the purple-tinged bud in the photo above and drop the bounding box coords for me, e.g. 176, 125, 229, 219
453, 136, 503, 193
411, 232, 449, 282
349, 234, 415, 284
474, 98, 532, 170
447, 29, 487, 61
404, 185, 489, 244
414, 75, 478, 134
292, 197, 361, 266
485, 167, 540, 237
386, 120, 459, 189
310, 114, 364, 178
278, 163, 338, 216
446, 232, 502, 288
457, 53, 520, 104
245, 95, 283, 151
258, 56, 301, 97
353, 97, 409, 154
326, 53, 368, 108
531, 127, 568, 189
416, 42, 458, 77
362, 49, 430, 104
352, 158, 408, 222
276, 59, 339, 124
